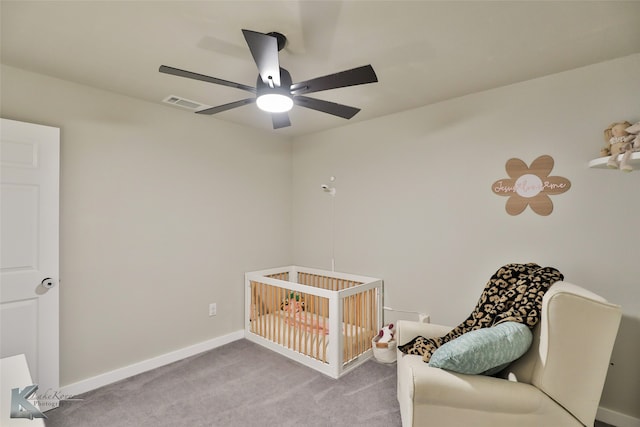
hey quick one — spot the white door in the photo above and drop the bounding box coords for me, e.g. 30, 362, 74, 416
1, 118, 60, 411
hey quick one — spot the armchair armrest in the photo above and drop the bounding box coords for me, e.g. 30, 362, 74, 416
411, 365, 546, 413
396, 320, 452, 346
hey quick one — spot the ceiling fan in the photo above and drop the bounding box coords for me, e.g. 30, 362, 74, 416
159, 29, 378, 129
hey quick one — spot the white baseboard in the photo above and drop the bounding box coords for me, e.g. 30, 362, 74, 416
60, 330, 244, 397
597, 406, 640, 427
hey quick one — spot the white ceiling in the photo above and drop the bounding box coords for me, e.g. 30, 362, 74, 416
2, 1, 639, 137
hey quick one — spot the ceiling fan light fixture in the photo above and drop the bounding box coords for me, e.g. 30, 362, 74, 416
256, 93, 293, 113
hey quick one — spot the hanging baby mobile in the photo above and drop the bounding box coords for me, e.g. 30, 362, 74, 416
491, 155, 571, 216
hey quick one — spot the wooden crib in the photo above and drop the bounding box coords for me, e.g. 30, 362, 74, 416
245, 266, 383, 378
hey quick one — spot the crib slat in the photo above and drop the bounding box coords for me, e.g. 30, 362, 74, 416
296, 293, 301, 353
365, 289, 370, 353
289, 289, 293, 352
368, 289, 373, 349
308, 294, 313, 356
349, 295, 358, 360
348, 295, 353, 362
292, 291, 296, 352
256, 281, 261, 336
302, 291, 308, 356
263, 282, 268, 338
300, 292, 304, 355
255, 281, 260, 335
263, 282, 267, 338
356, 292, 361, 357
265, 282, 269, 339
275, 286, 280, 346
357, 293, 362, 359
288, 290, 293, 352
372, 288, 378, 348
322, 296, 327, 363
342, 295, 347, 363
351, 294, 356, 361
283, 283, 289, 349
250, 281, 256, 334
254, 281, 260, 335
348, 294, 352, 362
274, 284, 278, 341
260, 282, 265, 338
264, 282, 269, 338
366, 291, 371, 350
323, 302, 327, 363
344, 295, 350, 362
314, 295, 320, 361
271, 281, 275, 341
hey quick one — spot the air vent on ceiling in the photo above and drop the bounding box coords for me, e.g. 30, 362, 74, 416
162, 95, 211, 111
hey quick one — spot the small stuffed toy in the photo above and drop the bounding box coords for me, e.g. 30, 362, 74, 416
618, 121, 640, 172
603, 121, 634, 169
281, 292, 305, 312
377, 323, 395, 343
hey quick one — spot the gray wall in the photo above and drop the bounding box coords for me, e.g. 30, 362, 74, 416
1, 65, 292, 385
2, 53, 638, 420
291, 54, 640, 419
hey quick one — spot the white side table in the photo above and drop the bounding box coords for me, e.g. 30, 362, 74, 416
1, 354, 46, 426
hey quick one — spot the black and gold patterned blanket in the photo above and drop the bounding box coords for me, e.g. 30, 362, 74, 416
398, 263, 564, 362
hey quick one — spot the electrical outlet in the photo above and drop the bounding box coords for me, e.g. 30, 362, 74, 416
209, 303, 217, 317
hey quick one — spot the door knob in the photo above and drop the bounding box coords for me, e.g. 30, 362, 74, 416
40, 278, 56, 289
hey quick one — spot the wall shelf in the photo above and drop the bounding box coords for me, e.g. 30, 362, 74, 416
588, 152, 640, 169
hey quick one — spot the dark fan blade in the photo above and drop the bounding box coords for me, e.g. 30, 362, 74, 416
159, 65, 255, 93
271, 113, 291, 129
290, 65, 377, 95
294, 96, 360, 119
196, 98, 255, 115
242, 29, 280, 87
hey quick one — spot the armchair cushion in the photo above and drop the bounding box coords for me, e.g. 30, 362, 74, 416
429, 321, 532, 375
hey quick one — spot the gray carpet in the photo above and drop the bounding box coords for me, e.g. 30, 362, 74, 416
45, 339, 401, 427
45, 339, 617, 427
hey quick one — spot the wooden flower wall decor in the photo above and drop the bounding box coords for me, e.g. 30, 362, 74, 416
492, 155, 571, 216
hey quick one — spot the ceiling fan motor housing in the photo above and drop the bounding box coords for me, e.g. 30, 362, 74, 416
256, 67, 293, 97
266, 32, 287, 51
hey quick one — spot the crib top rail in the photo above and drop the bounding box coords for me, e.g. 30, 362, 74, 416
245, 265, 383, 298
247, 274, 335, 299
247, 265, 381, 285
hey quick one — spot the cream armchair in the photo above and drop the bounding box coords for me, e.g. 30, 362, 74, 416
396, 282, 621, 427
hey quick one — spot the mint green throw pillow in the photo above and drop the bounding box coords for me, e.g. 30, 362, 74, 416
428, 322, 533, 375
